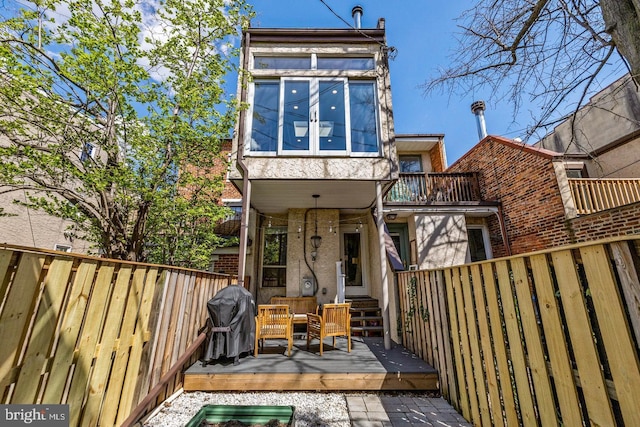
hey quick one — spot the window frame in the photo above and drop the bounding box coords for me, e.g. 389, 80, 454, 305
260, 226, 288, 288
277, 77, 352, 156
339, 225, 370, 296
54, 244, 72, 253
80, 142, 95, 163
246, 77, 380, 157
399, 155, 424, 173
466, 225, 493, 263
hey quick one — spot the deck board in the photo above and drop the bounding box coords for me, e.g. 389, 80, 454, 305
184, 337, 438, 392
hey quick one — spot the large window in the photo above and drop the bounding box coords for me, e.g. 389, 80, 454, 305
262, 227, 287, 287
250, 82, 280, 152
247, 54, 380, 157
249, 79, 379, 156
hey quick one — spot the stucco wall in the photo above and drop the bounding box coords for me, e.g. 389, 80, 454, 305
414, 213, 468, 269
285, 208, 341, 306
237, 156, 394, 182
590, 135, 640, 177
0, 191, 92, 253
536, 75, 640, 178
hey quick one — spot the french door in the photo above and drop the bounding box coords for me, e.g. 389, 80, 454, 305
280, 78, 348, 155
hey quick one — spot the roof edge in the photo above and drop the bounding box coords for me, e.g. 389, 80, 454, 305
448, 135, 562, 170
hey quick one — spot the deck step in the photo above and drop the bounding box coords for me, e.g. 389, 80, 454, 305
350, 306, 382, 314
348, 297, 384, 337
352, 326, 384, 332
347, 296, 380, 308
351, 316, 383, 322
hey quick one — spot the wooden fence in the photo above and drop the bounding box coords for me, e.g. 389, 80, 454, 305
398, 236, 640, 426
569, 177, 640, 215
0, 244, 232, 426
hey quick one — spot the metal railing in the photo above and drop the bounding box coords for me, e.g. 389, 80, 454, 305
385, 172, 481, 204
569, 178, 640, 215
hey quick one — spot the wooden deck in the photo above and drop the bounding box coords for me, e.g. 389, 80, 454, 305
184, 337, 438, 392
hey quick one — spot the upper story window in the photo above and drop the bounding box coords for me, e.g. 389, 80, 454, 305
254, 56, 375, 71
317, 57, 375, 70
399, 155, 423, 173
247, 53, 380, 157
80, 142, 95, 163
254, 56, 311, 70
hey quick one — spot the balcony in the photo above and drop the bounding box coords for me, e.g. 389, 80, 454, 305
569, 178, 640, 215
384, 172, 482, 204
214, 211, 242, 237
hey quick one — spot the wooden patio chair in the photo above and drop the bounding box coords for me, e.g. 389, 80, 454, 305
254, 304, 294, 357
306, 302, 352, 356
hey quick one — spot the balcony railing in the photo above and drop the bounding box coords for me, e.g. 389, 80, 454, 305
385, 172, 481, 204
214, 211, 242, 236
569, 178, 640, 215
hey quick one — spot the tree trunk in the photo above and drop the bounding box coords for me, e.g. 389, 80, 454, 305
600, 0, 640, 85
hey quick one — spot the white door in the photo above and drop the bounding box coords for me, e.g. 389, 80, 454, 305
340, 227, 369, 296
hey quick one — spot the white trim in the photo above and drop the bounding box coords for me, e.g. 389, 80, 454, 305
466, 224, 493, 262
340, 225, 370, 296
54, 244, 72, 253
245, 77, 381, 157
259, 226, 287, 288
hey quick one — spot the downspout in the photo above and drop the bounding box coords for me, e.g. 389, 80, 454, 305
236, 31, 251, 291
376, 181, 392, 350
496, 205, 511, 256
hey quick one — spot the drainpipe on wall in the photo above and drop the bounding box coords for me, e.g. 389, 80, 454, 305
376, 181, 391, 350
496, 205, 512, 256
236, 32, 251, 292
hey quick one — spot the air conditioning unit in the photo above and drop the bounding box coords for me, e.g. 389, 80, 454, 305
301, 277, 315, 296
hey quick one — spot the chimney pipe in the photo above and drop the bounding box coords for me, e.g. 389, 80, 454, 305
471, 100, 488, 140
352, 5, 363, 29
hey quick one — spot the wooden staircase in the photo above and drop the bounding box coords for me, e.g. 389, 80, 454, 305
348, 296, 384, 337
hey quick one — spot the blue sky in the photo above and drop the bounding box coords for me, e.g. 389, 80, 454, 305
247, 0, 537, 165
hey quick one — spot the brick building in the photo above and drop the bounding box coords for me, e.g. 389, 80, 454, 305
447, 135, 640, 256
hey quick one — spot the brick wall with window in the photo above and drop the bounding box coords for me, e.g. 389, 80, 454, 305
448, 136, 567, 256
448, 136, 640, 256
213, 254, 239, 275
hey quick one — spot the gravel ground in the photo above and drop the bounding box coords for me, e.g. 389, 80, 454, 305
142, 391, 351, 427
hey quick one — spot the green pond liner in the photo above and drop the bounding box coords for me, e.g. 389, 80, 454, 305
185, 405, 295, 427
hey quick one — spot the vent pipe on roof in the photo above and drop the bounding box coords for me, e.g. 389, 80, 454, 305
352, 5, 363, 29
471, 100, 488, 140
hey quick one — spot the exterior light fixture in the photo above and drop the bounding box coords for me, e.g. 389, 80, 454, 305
311, 235, 322, 249
310, 194, 321, 260
386, 213, 397, 220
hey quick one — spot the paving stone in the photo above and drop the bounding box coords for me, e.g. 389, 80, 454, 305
389, 418, 414, 426
382, 404, 410, 415
351, 420, 387, 427
386, 412, 409, 419
367, 411, 391, 422
381, 396, 404, 405
347, 396, 368, 412
347, 393, 471, 427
